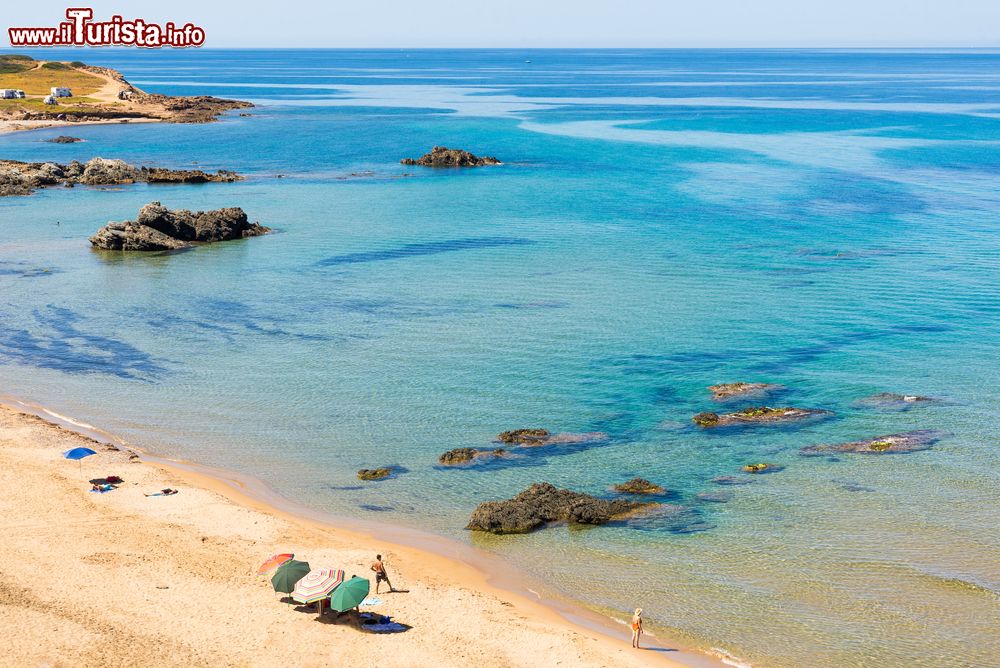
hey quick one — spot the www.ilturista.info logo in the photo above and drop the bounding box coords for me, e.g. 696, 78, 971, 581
8, 8, 206, 48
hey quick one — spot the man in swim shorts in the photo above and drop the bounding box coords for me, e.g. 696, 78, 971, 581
371, 554, 394, 594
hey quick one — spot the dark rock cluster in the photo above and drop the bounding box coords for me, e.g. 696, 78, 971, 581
0, 157, 242, 196
496, 428, 550, 445
89, 201, 269, 251
466, 482, 647, 534
438, 447, 507, 465
693, 406, 830, 427
401, 146, 501, 167
612, 477, 665, 494
357, 468, 392, 481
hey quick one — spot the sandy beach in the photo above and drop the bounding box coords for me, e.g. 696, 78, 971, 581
0, 401, 707, 668
0, 117, 159, 135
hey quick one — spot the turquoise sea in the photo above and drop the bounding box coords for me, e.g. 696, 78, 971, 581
1, 49, 999, 667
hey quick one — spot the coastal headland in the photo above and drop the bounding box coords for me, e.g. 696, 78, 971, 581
0, 54, 250, 134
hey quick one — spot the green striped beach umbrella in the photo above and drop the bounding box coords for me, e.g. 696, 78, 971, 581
329, 576, 370, 613
270, 559, 311, 594
292, 568, 346, 616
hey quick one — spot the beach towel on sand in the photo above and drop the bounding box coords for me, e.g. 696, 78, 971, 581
362, 621, 408, 633
359, 612, 408, 633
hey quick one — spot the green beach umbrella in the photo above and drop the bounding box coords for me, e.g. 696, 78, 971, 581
270, 559, 311, 594
328, 576, 370, 613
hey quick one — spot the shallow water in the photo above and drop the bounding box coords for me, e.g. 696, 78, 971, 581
1, 48, 999, 667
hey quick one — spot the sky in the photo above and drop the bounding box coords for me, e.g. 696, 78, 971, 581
4, 1, 1000, 48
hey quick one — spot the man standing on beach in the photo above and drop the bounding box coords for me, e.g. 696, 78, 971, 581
371, 554, 394, 594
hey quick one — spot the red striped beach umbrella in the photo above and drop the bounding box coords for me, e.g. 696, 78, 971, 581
257, 553, 294, 576
292, 568, 345, 608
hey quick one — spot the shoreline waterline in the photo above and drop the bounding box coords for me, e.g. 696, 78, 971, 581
0, 391, 727, 668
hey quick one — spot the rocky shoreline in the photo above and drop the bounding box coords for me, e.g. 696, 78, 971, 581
0, 157, 242, 196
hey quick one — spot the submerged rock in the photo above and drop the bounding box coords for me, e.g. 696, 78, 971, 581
45, 135, 82, 143
466, 482, 647, 534
711, 475, 753, 486
853, 393, 937, 409
612, 477, 665, 495
800, 430, 943, 456
497, 428, 550, 445
693, 406, 830, 427
401, 146, 501, 167
708, 382, 783, 400
494, 429, 609, 448
540, 431, 609, 445
696, 490, 733, 503
89, 201, 269, 251
438, 447, 506, 465
357, 468, 392, 481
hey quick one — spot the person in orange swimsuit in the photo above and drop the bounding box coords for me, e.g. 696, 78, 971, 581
631, 608, 643, 648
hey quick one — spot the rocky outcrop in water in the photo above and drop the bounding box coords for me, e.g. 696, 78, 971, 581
800, 430, 943, 456
693, 406, 830, 427
439, 448, 478, 465
708, 382, 783, 400
401, 146, 501, 167
0, 157, 242, 196
497, 429, 550, 445
438, 447, 507, 465
466, 482, 647, 534
741, 462, 782, 474
89, 201, 269, 251
44, 135, 82, 143
140, 167, 241, 184
612, 478, 665, 494
357, 468, 392, 481
493, 429, 609, 448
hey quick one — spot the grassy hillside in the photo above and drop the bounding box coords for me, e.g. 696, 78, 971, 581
0, 55, 105, 96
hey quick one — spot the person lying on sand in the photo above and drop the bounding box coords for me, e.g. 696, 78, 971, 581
145, 488, 178, 497
90, 483, 114, 493
371, 554, 394, 594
